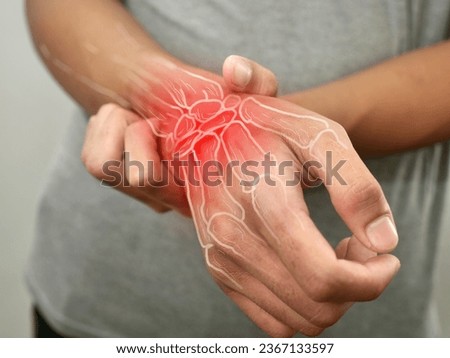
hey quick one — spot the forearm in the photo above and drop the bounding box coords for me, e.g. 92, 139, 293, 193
26, 0, 179, 114
284, 40, 450, 156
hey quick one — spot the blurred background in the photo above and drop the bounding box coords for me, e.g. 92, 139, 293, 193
0, 1, 449, 337
0, 1, 74, 337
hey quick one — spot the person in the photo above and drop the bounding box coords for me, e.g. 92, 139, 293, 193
25, 0, 450, 337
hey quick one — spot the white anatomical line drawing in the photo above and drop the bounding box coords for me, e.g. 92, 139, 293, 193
38, 38, 348, 290
38, 42, 130, 107
132, 62, 347, 290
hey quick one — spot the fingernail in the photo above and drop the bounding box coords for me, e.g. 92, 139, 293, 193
232, 61, 252, 88
366, 215, 398, 252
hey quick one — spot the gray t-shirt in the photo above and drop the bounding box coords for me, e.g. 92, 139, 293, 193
26, 0, 450, 337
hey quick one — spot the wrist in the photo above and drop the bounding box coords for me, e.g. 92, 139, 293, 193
123, 49, 185, 114
281, 80, 365, 136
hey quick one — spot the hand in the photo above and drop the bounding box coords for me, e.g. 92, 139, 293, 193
81, 103, 189, 214
122, 60, 400, 336
81, 56, 279, 215
222, 55, 278, 96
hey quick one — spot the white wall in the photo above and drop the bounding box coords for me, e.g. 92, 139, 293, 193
0, 0, 449, 338
0, 1, 74, 337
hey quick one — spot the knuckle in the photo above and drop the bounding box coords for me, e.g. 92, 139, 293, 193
206, 248, 236, 279
345, 180, 385, 213
329, 121, 347, 136
205, 248, 224, 277
208, 216, 247, 258
308, 307, 341, 328
211, 233, 243, 258
307, 284, 334, 303
304, 271, 336, 303
216, 266, 246, 289
213, 239, 242, 260
82, 154, 105, 180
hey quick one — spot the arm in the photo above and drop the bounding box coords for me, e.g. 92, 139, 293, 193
282, 41, 450, 156
27, 0, 195, 213
26, 0, 274, 214
29, 1, 399, 336
84, 63, 400, 337
26, 0, 178, 114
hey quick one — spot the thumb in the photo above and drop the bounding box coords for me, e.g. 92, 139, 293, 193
336, 236, 378, 262
238, 97, 399, 254
319, 139, 399, 254
222, 55, 278, 96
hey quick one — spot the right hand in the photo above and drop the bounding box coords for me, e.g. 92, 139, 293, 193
82, 57, 400, 337
129, 60, 400, 336
81, 56, 279, 216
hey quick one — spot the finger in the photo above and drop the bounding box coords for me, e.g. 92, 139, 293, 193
208, 249, 323, 336
335, 236, 376, 262
310, 129, 398, 254
335, 237, 351, 260
125, 119, 191, 214
240, 97, 398, 253
82, 103, 141, 180
334, 236, 376, 318
221, 287, 295, 338
348, 236, 377, 262
252, 178, 401, 303
223, 55, 278, 96
208, 213, 349, 328
82, 104, 174, 214
124, 120, 161, 188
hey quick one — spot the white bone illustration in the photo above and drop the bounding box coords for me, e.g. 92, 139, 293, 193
134, 64, 346, 290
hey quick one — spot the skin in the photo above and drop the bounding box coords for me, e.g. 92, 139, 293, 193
31, 0, 450, 337
224, 42, 450, 157
84, 63, 400, 337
